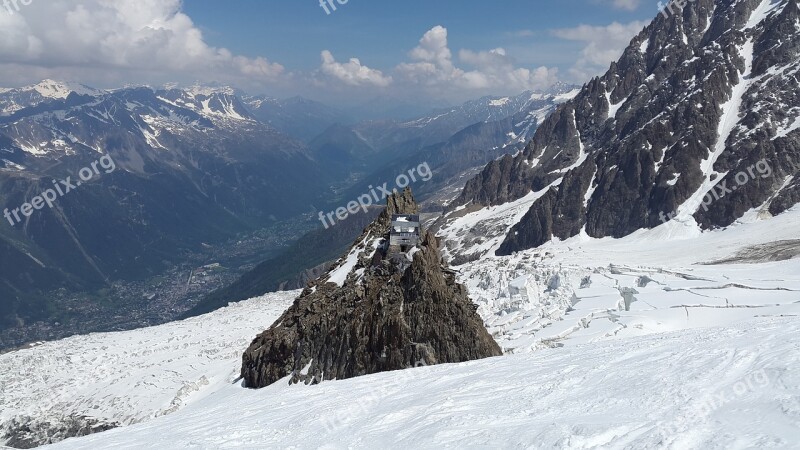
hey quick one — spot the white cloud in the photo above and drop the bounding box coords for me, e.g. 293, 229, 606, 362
552, 21, 648, 81
458, 48, 559, 91
396, 26, 559, 96
0, 0, 284, 86
0, 3, 640, 103
319, 50, 393, 87
610, 0, 642, 11
396, 26, 463, 85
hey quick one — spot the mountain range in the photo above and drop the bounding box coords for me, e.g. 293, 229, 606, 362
0, 80, 574, 347
184, 86, 578, 318
1, 0, 799, 447
440, 0, 799, 259
0, 81, 332, 334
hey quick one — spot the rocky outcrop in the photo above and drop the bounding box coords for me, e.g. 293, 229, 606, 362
3, 415, 119, 449
451, 0, 800, 255
241, 188, 502, 388
276, 261, 334, 291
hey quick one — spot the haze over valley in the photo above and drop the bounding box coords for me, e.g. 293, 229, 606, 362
1, 0, 798, 448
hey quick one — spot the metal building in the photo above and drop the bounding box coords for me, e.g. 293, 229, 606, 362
389, 214, 420, 248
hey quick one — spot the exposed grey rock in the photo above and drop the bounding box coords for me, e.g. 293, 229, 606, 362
276, 261, 335, 291
241, 188, 502, 389
452, 0, 800, 255
3, 415, 119, 449
702, 239, 800, 264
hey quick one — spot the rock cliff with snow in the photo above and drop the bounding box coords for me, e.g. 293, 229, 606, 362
446, 0, 799, 258
241, 188, 502, 388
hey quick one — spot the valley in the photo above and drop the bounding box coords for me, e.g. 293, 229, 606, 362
0, 81, 572, 349
0, 0, 798, 448
0, 215, 312, 350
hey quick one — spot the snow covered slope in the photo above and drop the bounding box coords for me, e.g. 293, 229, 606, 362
0, 80, 104, 116
0, 291, 298, 447
30, 80, 102, 100
455, 206, 800, 353
1, 213, 798, 448
46, 316, 800, 449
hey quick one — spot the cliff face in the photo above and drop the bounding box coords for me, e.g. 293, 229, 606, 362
241, 189, 502, 388
451, 0, 799, 255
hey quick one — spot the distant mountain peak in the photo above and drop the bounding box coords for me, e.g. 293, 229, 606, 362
545, 80, 579, 95
488, 97, 511, 107
185, 83, 238, 97
0, 80, 105, 117
156, 82, 240, 98
27, 79, 104, 99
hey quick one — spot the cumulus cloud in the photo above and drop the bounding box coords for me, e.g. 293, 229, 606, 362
552, 21, 648, 80
0, 2, 638, 103
396, 26, 559, 96
319, 50, 393, 87
458, 48, 559, 91
396, 26, 462, 85
0, 0, 284, 86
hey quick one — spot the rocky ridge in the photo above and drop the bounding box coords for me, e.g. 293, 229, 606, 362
241, 189, 502, 388
448, 0, 800, 256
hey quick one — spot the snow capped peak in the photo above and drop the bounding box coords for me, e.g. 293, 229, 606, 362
553, 88, 581, 102
153, 84, 253, 122
489, 97, 510, 107
241, 95, 280, 110
186, 84, 238, 98
156, 83, 239, 99
28, 79, 104, 99
0, 80, 105, 117
117, 83, 153, 92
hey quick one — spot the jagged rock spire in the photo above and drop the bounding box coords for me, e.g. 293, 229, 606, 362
240, 188, 502, 388
386, 187, 420, 216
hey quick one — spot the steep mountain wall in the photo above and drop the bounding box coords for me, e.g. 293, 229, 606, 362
451, 0, 799, 255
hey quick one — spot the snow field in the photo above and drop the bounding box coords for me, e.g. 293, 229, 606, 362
0, 291, 299, 437
46, 317, 800, 449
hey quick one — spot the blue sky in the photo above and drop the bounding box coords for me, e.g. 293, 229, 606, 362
183, 0, 653, 71
0, 0, 658, 104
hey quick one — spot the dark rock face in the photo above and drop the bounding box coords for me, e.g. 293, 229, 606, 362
241, 189, 502, 388
497, 162, 596, 256
453, 0, 800, 255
